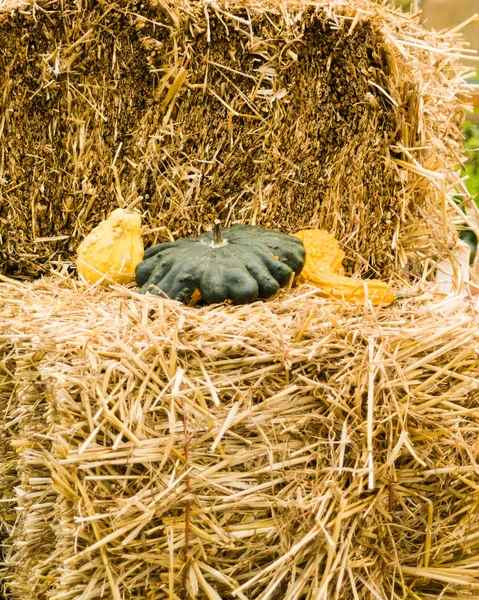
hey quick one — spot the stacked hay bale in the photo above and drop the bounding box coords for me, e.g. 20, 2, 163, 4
1, 0, 479, 599
0, 336, 17, 599
0, 290, 58, 599
0, 0, 474, 280
0, 279, 479, 599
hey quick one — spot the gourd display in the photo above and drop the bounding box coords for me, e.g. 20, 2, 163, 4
76, 208, 144, 285
293, 229, 394, 305
136, 222, 306, 305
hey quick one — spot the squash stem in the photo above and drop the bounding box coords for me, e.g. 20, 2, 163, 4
213, 220, 223, 245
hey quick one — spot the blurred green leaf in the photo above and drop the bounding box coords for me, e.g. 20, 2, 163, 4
463, 120, 479, 205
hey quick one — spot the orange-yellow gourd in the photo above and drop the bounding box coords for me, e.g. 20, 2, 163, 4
76, 208, 144, 285
293, 229, 394, 305
293, 229, 346, 277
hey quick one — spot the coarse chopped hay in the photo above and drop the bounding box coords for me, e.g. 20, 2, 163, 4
1, 275, 479, 599
0, 0, 478, 280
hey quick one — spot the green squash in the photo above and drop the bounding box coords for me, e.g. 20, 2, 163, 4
136, 222, 306, 305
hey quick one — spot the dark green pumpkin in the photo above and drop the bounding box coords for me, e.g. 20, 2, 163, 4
136, 222, 306, 305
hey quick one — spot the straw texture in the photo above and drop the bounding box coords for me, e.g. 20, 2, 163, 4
0, 337, 17, 599
1, 276, 479, 599
0, 0, 476, 279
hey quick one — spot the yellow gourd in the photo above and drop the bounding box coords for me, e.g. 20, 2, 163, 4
293, 229, 346, 277
76, 208, 144, 285
293, 229, 394, 305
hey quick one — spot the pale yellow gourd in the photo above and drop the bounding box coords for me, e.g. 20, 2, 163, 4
293, 229, 394, 305
76, 208, 144, 285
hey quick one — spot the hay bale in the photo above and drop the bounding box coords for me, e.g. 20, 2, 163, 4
0, 338, 17, 599
0, 288, 58, 599
0, 0, 473, 279
1, 276, 479, 599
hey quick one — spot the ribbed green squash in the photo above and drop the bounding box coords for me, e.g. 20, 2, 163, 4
136, 222, 305, 305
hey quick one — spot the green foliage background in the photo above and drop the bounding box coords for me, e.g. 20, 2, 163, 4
464, 121, 479, 203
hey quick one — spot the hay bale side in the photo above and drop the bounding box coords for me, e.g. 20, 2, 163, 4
0, 343, 17, 599
1, 277, 479, 599
7, 357, 59, 600
0, 294, 60, 600
0, 0, 472, 279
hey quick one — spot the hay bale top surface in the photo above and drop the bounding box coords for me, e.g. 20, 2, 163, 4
0, 0, 475, 279
1, 275, 479, 599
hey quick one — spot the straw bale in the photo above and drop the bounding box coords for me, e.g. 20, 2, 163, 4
0, 0, 475, 279
1, 276, 479, 599
0, 289, 58, 599
0, 337, 16, 599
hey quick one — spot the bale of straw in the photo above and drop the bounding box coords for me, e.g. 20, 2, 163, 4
0, 286, 58, 599
0, 335, 17, 599
0, 0, 475, 279
1, 276, 479, 599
